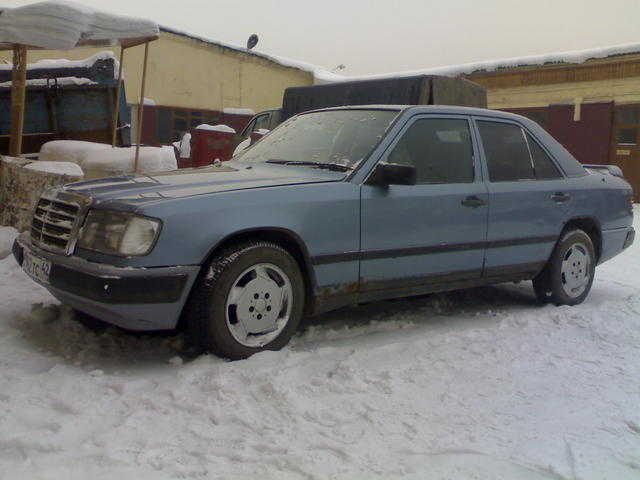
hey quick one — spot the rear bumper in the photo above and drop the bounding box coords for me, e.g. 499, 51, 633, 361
623, 228, 635, 249
599, 226, 635, 264
14, 233, 200, 330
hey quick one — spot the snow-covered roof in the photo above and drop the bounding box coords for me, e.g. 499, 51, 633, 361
160, 26, 331, 79
317, 42, 640, 83
158, 26, 640, 85
0, 76, 97, 88
0, 0, 159, 51
0, 51, 117, 72
0, 51, 121, 86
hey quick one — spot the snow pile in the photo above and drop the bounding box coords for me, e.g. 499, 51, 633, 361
195, 124, 236, 134
0, 0, 159, 50
0, 77, 97, 88
223, 107, 255, 116
0, 225, 18, 259
39, 140, 177, 175
139, 97, 156, 106
0, 208, 638, 479
0, 51, 122, 81
173, 132, 191, 159
24, 160, 83, 177
39, 140, 113, 165
82, 146, 177, 174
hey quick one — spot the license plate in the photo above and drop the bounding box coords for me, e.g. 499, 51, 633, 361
23, 250, 51, 284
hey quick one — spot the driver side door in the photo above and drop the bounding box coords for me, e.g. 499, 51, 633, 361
359, 115, 489, 301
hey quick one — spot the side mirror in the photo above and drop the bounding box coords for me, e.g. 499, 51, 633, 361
366, 162, 417, 186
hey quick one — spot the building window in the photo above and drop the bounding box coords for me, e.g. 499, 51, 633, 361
618, 106, 640, 124
615, 105, 640, 146
617, 128, 638, 145
171, 108, 220, 141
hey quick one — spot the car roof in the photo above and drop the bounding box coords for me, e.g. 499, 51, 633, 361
301, 104, 587, 178
305, 104, 520, 120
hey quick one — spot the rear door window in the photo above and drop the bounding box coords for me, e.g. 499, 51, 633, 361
477, 121, 534, 182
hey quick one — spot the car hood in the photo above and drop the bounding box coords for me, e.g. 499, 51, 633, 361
65, 161, 346, 206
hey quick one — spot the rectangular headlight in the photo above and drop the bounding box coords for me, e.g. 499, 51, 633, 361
78, 210, 161, 256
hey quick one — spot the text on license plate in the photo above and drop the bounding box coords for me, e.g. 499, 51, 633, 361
23, 251, 51, 284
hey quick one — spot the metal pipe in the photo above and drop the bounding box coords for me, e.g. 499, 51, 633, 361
134, 41, 150, 172
111, 46, 125, 147
9, 44, 28, 157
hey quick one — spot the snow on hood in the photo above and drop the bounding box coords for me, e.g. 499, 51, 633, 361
0, 0, 159, 50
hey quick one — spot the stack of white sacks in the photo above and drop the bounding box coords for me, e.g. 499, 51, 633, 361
39, 141, 178, 179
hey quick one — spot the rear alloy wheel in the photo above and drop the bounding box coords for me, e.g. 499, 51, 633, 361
533, 229, 595, 306
186, 241, 304, 360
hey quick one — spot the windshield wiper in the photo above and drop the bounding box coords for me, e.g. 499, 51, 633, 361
266, 159, 352, 172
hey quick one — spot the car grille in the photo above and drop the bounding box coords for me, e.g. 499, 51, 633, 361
31, 195, 82, 255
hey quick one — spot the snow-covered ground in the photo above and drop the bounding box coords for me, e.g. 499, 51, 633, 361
1, 210, 639, 480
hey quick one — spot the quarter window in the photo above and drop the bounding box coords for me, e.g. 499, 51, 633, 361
526, 133, 562, 179
478, 121, 535, 182
387, 118, 474, 184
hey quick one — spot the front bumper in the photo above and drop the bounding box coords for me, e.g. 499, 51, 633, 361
14, 233, 200, 331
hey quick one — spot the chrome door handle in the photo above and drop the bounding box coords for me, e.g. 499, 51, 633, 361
461, 196, 486, 208
551, 192, 571, 203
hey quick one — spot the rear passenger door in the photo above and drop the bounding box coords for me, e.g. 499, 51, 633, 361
359, 115, 488, 299
473, 118, 568, 278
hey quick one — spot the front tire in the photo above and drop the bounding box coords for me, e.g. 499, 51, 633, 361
186, 241, 304, 360
533, 229, 595, 305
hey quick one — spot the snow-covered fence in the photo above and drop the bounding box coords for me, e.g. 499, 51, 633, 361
0, 155, 83, 232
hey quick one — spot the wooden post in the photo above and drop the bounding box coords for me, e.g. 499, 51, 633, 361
111, 46, 125, 147
134, 41, 150, 172
9, 44, 28, 157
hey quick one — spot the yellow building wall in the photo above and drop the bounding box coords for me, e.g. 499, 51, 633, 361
0, 30, 314, 112
485, 77, 640, 109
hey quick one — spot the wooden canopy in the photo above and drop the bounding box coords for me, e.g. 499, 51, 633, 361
0, 2, 159, 171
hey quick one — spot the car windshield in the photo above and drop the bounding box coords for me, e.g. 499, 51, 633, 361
235, 109, 399, 170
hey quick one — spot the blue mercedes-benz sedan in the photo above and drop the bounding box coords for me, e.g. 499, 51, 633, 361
14, 106, 635, 359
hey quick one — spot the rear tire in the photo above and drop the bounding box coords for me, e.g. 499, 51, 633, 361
185, 241, 304, 360
533, 229, 595, 306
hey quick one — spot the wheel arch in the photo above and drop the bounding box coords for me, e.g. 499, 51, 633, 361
560, 216, 602, 262
198, 227, 317, 314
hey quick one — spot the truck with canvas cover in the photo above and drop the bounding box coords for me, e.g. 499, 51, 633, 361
238, 75, 487, 143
